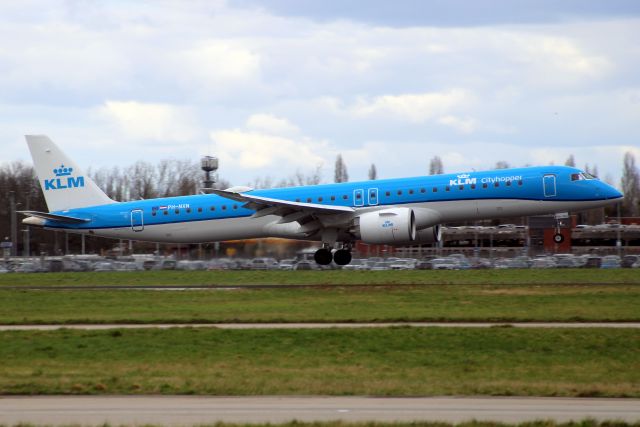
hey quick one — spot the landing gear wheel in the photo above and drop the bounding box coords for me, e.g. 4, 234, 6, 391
333, 249, 352, 266
553, 233, 564, 244
314, 248, 333, 265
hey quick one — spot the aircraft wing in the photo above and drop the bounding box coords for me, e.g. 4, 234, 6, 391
211, 189, 354, 231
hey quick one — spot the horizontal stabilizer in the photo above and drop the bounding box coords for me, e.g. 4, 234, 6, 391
18, 210, 91, 224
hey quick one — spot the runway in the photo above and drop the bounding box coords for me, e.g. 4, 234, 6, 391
1, 396, 639, 424
1, 322, 640, 331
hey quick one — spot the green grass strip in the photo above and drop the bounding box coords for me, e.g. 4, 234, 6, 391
1, 327, 638, 396
0, 269, 639, 287
1, 284, 639, 324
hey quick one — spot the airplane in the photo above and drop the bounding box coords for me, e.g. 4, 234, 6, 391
20, 135, 623, 265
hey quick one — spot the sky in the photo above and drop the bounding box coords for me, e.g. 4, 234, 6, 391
1, 0, 639, 187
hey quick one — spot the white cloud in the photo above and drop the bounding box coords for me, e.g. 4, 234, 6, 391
328, 89, 473, 123
98, 101, 198, 142
246, 114, 299, 135
511, 35, 612, 84
437, 115, 478, 134
177, 40, 261, 93
210, 121, 326, 171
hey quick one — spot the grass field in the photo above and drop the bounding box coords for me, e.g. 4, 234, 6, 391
0, 327, 638, 396
1, 269, 639, 287
1, 283, 640, 324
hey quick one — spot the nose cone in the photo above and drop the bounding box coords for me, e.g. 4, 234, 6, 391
605, 184, 623, 200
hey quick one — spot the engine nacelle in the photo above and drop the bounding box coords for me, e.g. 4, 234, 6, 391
394, 225, 441, 246
358, 208, 416, 244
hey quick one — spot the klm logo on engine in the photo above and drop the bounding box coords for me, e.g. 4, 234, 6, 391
449, 173, 476, 186
382, 220, 394, 228
44, 165, 85, 191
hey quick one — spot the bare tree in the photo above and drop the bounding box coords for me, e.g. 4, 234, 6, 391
495, 161, 510, 169
565, 155, 576, 167
368, 164, 377, 180
334, 154, 349, 183
621, 152, 640, 216
429, 156, 443, 175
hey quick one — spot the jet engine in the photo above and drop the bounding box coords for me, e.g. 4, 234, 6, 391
358, 208, 416, 244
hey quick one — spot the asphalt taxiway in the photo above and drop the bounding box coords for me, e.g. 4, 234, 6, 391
1, 396, 639, 424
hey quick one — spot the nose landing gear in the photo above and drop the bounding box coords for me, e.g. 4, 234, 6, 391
553, 213, 567, 244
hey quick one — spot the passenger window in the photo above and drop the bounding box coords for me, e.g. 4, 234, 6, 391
397, 190, 402, 195
385, 191, 390, 196
518, 180, 523, 186
174, 209, 179, 214
432, 187, 437, 193
233, 204, 238, 210
307, 197, 312, 203
331, 196, 336, 201
409, 189, 414, 195
186, 208, 192, 213
420, 188, 426, 193
370, 191, 376, 197
471, 184, 476, 189
210, 206, 215, 211
482, 183, 488, 189
459, 185, 464, 190
152, 212, 157, 216
318, 197, 323, 202
222, 206, 227, 210
356, 193, 362, 199
342, 195, 348, 200
494, 182, 499, 187
164, 211, 168, 215
198, 207, 202, 213
506, 181, 511, 187
445, 186, 450, 191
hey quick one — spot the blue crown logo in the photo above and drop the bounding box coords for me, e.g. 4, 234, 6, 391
53, 165, 73, 177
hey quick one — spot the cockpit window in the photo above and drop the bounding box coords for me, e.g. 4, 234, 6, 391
572, 172, 597, 181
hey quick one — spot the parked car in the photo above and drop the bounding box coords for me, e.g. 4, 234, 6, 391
622, 255, 640, 268
429, 258, 459, 270
531, 258, 557, 269
278, 259, 296, 270
293, 261, 313, 270
583, 256, 602, 268
600, 255, 621, 269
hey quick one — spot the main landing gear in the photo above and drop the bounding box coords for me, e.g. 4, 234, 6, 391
314, 244, 353, 266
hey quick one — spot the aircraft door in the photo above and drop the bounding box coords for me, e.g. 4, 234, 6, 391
354, 189, 364, 206
130, 209, 144, 232
368, 188, 379, 206
543, 174, 557, 197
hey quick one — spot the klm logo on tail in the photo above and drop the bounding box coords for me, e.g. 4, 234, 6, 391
44, 165, 85, 191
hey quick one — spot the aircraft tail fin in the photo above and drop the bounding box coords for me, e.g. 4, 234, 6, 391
25, 135, 115, 212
